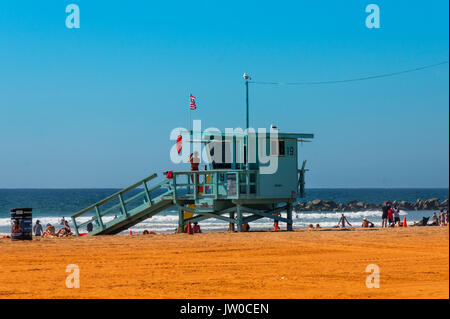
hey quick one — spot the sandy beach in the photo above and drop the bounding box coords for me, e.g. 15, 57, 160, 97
0, 227, 448, 299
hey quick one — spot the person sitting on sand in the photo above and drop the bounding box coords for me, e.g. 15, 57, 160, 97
56, 221, 72, 237
193, 222, 202, 233
429, 212, 439, 226
42, 224, 56, 238
337, 214, 352, 228
361, 218, 374, 228
241, 223, 250, 232
415, 216, 429, 226
308, 224, 314, 230
315, 224, 321, 229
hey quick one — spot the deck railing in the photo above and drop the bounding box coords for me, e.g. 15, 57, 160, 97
71, 169, 259, 235
172, 169, 258, 200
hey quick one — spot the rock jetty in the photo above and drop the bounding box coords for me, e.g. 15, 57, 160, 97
294, 198, 449, 212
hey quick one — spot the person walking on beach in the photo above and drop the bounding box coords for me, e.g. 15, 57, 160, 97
33, 220, 43, 236
337, 213, 352, 228
381, 201, 390, 228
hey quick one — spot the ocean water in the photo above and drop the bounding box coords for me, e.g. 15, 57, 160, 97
0, 188, 448, 235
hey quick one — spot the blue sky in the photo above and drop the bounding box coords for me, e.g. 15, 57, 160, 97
0, 0, 448, 188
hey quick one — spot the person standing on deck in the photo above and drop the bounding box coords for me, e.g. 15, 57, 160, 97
189, 152, 200, 171
189, 152, 200, 192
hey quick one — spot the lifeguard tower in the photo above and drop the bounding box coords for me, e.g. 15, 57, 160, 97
71, 76, 314, 235
71, 128, 313, 235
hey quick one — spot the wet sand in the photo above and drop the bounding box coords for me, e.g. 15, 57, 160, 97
0, 227, 448, 299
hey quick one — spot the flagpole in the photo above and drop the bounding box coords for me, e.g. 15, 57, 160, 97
189, 93, 192, 133
245, 80, 249, 129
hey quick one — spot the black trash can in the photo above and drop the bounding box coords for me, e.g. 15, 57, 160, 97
11, 208, 33, 241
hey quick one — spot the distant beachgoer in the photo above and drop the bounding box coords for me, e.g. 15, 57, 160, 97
42, 224, 56, 238
87, 222, 93, 232
143, 230, 149, 235
56, 221, 72, 237
241, 223, 250, 232
193, 222, 202, 233
387, 207, 394, 227
60, 217, 66, 225
381, 201, 390, 228
393, 206, 400, 225
361, 217, 374, 228
439, 210, 446, 226
315, 224, 321, 229
337, 214, 352, 228
308, 224, 314, 230
33, 220, 43, 236
430, 213, 439, 226
418, 216, 430, 226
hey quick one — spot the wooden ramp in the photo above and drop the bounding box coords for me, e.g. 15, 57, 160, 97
71, 174, 175, 235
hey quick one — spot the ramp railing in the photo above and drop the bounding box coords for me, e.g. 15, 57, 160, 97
71, 173, 173, 235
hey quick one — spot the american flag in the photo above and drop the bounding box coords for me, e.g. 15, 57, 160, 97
189, 94, 196, 110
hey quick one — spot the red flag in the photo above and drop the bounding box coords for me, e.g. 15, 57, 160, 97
176, 134, 182, 154
189, 94, 196, 110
